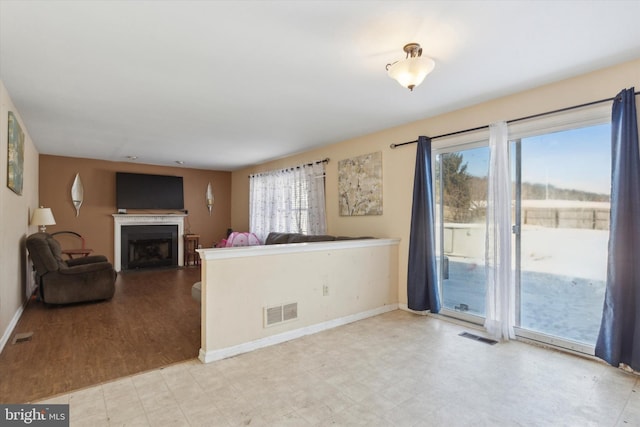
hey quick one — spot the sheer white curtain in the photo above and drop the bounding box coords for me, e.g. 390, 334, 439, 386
305, 162, 327, 235
249, 162, 326, 242
485, 121, 515, 340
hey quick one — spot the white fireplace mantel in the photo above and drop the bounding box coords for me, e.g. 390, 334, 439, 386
113, 214, 187, 272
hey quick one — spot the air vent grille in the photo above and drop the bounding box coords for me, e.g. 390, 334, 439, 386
12, 332, 33, 344
459, 332, 498, 345
266, 306, 282, 326
264, 302, 298, 327
283, 303, 297, 321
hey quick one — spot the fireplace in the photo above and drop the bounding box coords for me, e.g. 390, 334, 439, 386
121, 225, 178, 270
113, 214, 186, 272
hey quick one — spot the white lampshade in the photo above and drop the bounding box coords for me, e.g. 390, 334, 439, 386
387, 55, 435, 91
31, 207, 56, 232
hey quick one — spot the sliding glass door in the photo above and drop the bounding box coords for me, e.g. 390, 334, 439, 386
434, 119, 611, 351
435, 146, 490, 320
515, 124, 611, 348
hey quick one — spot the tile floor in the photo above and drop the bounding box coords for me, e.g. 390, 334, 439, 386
39, 310, 640, 426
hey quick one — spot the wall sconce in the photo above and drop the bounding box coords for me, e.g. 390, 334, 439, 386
386, 43, 435, 91
71, 172, 84, 217
31, 207, 56, 232
206, 182, 214, 216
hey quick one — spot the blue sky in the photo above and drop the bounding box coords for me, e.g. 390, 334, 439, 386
462, 123, 611, 195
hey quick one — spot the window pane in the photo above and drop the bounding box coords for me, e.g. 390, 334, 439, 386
518, 124, 610, 345
437, 147, 490, 316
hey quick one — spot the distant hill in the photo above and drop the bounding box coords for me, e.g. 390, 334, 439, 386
469, 176, 609, 202
521, 182, 609, 202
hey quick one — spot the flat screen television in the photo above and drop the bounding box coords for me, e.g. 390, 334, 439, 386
116, 172, 184, 210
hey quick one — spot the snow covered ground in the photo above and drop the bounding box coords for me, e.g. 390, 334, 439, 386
441, 226, 608, 345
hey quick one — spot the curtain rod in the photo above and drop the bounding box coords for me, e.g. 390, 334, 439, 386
249, 158, 329, 178
390, 90, 640, 149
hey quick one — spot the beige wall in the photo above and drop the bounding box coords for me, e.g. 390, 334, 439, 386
199, 239, 399, 361
231, 58, 640, 306
39, 156, 232, 263
0, 80, 40, 351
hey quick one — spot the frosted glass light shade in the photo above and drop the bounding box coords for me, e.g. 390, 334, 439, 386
387, 56, 435, 91
31, 207, 56, 232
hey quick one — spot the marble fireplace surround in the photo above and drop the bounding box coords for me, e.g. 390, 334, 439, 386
112, 214, 186, 272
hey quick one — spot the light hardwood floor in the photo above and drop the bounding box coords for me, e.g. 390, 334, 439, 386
0, 267, 201, 403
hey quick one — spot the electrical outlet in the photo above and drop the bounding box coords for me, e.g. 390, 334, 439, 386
322, 285, 329, 296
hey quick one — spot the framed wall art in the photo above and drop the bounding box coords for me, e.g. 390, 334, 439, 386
338, 151, 383, 216
7, 111, 24, 195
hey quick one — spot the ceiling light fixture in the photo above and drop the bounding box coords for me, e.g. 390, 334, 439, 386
386, 43, 435, 92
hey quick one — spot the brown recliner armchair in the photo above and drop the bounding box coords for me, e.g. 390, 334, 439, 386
26, 232, 116, 304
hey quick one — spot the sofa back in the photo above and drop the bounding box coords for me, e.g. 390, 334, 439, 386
264, 232, 373, 245
26, 232, 66, 275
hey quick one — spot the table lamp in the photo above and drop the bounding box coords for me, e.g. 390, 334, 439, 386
31, 206, 56, 232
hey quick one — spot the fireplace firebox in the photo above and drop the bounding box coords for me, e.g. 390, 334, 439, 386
121, 225, 178, 270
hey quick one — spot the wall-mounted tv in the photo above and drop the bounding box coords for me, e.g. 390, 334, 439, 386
116, 172, 184, 210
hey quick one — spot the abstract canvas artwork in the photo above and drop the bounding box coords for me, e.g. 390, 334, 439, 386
338, 151, 383, 216
7, 111, 24, 195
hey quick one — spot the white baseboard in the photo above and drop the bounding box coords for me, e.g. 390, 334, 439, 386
0, 303, 25, 354
399, 303, 489, 331
199, 303, 399, 363
398, 303, 430, 315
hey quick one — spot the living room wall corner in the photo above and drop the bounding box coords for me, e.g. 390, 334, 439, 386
0, 79, 40, 354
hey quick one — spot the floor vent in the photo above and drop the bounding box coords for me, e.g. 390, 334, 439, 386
459, 332, 498, 345
12, 332, 33, 344
264, 303, 298, 327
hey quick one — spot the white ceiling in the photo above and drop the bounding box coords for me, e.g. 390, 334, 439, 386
1, 1, 639, 171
